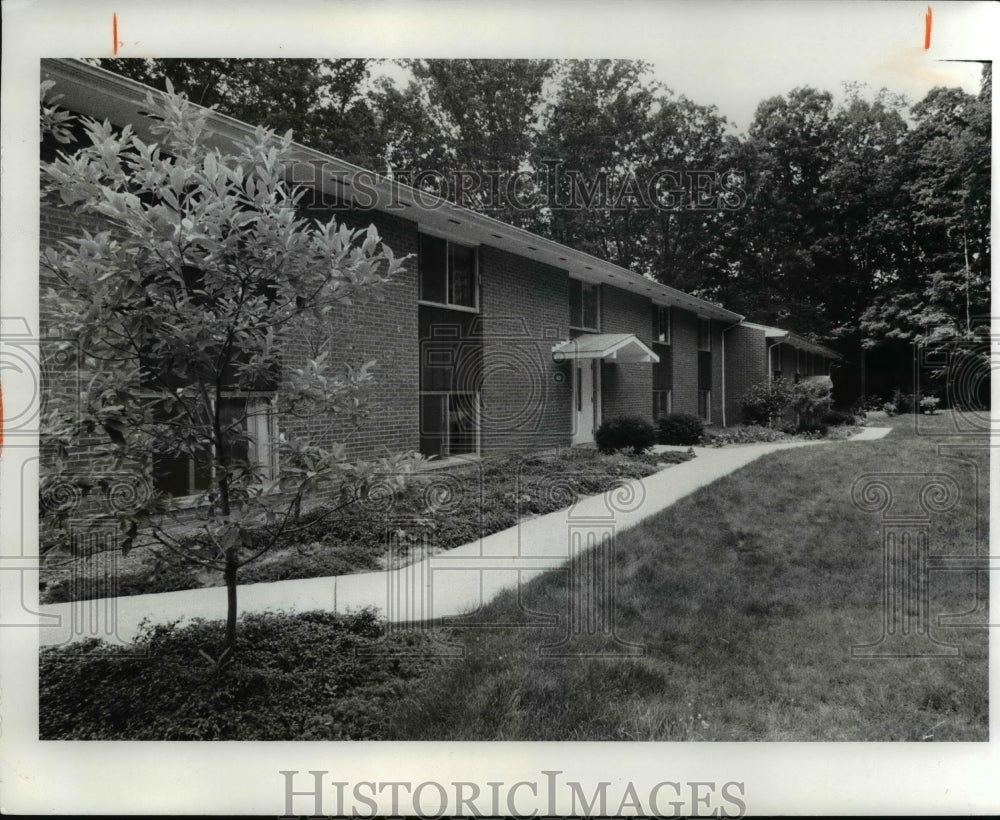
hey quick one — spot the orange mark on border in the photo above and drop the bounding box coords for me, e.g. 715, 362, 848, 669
924, 6, 932, 50
113, 13, 119, 55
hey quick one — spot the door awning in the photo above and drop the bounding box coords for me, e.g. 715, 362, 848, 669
552, 333, 660, 364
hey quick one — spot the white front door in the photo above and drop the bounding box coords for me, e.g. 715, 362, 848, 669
572, 360, 600, 445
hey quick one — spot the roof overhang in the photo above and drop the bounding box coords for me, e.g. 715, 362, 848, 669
742, 322, 842, 359
552, 334, 659, 364
40, 58, 744, 325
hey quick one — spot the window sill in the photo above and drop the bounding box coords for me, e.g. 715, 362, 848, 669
418, 299, 480, 314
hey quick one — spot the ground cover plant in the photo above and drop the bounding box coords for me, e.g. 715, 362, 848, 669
40, 609, 433, 740
41, 447, 693, 603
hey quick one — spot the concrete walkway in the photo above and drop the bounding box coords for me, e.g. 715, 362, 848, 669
38, 427, 892, 648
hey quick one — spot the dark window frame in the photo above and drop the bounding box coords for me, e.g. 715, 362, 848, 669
697, 317, 712, 352
147, 391, 277, 500
418, 233, 480, 311
569, 279, 600, 331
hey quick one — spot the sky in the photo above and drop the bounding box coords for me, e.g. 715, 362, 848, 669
362, 1, 990, 132
632, 1, 988, 131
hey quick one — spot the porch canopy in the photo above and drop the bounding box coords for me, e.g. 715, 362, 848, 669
551, 333, 660, 364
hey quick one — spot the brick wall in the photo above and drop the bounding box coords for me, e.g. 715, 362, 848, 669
276, 200, 421, 461
724, 324, 768, 425
598, 284, 655, 423
669, 307, 700, 417
478, 245, 572, 452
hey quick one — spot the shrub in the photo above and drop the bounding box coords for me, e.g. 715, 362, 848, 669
883, 401, 898, 416
595, 416, 657, 454
789, 378, 833, 432
920, 396, 941, 414
893, 389, 917, 414
821, 409, 855, 427
657, 413, 706, 445
705, 425, 791, 446
739, 378, 793, 426
861, 394, 885, 413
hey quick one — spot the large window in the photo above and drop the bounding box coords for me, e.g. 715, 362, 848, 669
418, 304, 482, 459
569, 279, 599, 330
654, 305, 671, 344
653, 389, 672, 420
419, 392, 479, 458
697, 317, 712, 351
419, 233, 478, 309
698, 389, 711, 423
149, 394, 276, 498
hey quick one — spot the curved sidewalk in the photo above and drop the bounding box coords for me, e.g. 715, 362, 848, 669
38, 427, 892, 648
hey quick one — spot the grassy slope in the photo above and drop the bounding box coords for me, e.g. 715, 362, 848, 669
384, 412, 988, 741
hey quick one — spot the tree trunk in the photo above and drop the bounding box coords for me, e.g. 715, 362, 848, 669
223, 545, 238, 664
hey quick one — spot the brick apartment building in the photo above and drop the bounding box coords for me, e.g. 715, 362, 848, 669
40, 58, 839, 502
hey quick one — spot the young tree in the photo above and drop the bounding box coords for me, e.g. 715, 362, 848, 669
40, 81, 418, 665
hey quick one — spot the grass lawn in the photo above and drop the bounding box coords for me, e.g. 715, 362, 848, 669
382, 410, 988, 741
39, 411, 988, 740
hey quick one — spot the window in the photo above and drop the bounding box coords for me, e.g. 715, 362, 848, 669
419, 233, 478, 309
148, 393, 276, 498
419, 392, 479, 458
697, 317, 712, 351
698, 389, 711, 422
569, 279, 599, 330
655, 305, 671, 344
653, 389, 672, 420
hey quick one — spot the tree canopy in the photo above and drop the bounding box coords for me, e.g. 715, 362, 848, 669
91, 57, 991, 393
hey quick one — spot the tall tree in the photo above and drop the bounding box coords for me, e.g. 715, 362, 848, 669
93, 58, 381, 167
533, 59, 660, 265
860, 68, 991, 346
372, 58, 554, 226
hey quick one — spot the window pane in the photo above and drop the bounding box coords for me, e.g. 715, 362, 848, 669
419, 234, 448, 304
657, 307, 670, 343
149, 396, 212, 497
420, 393, 447, 457
581, 283, 598, 329
448, 393, 478, 455
698, 389, 711, 421
152, 457, 193, 498
449, 243, 477, 307
698, 318, 711, 351
569, 279, 582, 327
218, 396, 250, 463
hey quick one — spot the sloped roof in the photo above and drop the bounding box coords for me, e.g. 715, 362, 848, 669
741, 322, 841, 359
